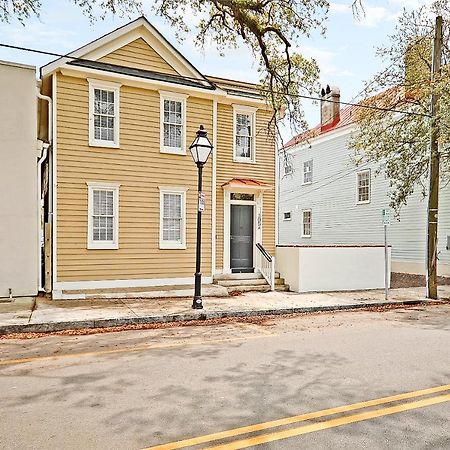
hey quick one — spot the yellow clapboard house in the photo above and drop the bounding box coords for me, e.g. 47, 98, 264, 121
39, 16, 279, 299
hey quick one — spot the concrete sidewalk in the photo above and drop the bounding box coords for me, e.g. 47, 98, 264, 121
1, 286, 449, 335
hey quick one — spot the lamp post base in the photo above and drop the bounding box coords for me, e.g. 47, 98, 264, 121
192, 296, 203, 309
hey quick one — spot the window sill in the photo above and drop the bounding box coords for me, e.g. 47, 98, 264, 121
233, 157, 256, 164
302, 181, 312, 186
301, 235, 312, 239
89, 140, 120, 149
356, 200, 371, 205
87, 242, 119, 250
159, 243, 187, 250
161, 147, 186, 156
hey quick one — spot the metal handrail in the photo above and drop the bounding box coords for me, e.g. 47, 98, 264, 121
256, 243, 272, 262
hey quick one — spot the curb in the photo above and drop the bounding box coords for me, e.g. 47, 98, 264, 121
0, 299, 434, 336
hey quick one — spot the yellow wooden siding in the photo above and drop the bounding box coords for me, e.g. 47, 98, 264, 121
215, 104, 276, 271
98, 38, 179, 75
56, 73, 213, 282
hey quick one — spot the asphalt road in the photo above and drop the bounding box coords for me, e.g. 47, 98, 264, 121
0, 305, 449, 450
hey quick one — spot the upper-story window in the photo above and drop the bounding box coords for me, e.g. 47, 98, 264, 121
88, 79, 121, 148
160, 91, 188, 155
303, 160, 313, 184
357, 170, 371, 204
233, 105, 257, 162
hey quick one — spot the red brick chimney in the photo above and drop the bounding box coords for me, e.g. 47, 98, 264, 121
320, 85, 340, 132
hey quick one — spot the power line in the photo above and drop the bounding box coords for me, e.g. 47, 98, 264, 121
0, 42, 431, 118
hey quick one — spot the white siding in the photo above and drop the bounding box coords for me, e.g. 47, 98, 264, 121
279, 127, 450, 275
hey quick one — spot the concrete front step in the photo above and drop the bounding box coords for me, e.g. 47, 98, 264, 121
217, 278, 286, 287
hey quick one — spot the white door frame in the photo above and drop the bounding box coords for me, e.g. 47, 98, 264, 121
223, 187, 264, 274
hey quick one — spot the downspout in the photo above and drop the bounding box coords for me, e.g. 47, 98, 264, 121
36, 87, 53, 292
211, 99, 217, 278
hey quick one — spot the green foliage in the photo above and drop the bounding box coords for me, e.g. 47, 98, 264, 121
350, 1, 450, 213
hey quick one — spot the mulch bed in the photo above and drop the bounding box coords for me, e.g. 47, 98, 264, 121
391, 272, 450, 289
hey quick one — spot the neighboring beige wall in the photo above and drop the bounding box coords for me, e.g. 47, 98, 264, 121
55, 73, 213, 283
215, 104, 276, 271
0, 60, 38, 297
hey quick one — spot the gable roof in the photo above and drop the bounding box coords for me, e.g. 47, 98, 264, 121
40, 16, 213, 88
283, 104, 356, 150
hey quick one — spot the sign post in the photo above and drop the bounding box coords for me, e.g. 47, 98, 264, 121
382, 209, 390, 300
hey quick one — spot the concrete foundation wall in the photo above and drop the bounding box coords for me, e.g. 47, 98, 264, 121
0, 60, 38, 297
277, 245, 391, 293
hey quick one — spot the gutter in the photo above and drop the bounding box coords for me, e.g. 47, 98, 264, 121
36, 87, 53, 292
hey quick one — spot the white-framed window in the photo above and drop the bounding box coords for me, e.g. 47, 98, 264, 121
159, 91, 188, 155
159, 187, 187, 249
357, 170, 371, 204
283, 211, 292, 221
233, 105, 257, 162
302, 209, 312, 237
87, 182, 120, 249
88, 79, 121, 148
303, 160, 313, 184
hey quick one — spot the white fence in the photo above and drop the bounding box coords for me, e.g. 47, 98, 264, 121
276, 245, 391, 293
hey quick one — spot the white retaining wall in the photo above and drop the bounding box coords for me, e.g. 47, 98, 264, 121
276, 245, 391, 293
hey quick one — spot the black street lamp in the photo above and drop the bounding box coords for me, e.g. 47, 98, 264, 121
189, 125, 213, 309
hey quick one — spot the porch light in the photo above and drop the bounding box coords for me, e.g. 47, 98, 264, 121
190, 125, 213, 310
189, 125, 213, 166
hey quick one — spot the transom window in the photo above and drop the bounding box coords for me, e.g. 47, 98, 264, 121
302, 210, 312, 237
159, 187, 187, 249
160, 92, 187, 155
88, 79, 120, 148
357, 170, 371, 203
87, 183, 119, 250
303, 160, 313, 184
233, 106, 256, 162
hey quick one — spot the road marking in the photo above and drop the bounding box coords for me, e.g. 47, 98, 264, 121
204, 393, 450, 449
0, 332, 275, 366
145, 384, 450, 449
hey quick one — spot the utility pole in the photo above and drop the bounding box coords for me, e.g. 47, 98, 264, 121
426, 15, 443, 299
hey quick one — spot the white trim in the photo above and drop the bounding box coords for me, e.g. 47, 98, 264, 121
283, 211, 292, 221
159, 186, 187, 249
87, 182, 120, 250
51, 73, 58, 288
211, 99, 218, 276
159, 91, 188, 155
232, 105, 257, 163
356, 169, 371, 205
301, 209, 312, 238
53, 276, 214, 292
41, 17, 210, 83
88, 79, 121, 148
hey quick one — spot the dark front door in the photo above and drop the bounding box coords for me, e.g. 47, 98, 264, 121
230, 204, 254, 273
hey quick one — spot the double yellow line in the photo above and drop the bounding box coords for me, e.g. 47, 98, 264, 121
145, 384, 450, 449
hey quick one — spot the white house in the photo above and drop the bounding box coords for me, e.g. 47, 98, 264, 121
279, 86, 450, 277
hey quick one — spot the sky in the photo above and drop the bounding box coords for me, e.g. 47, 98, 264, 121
0, 0, 430, 129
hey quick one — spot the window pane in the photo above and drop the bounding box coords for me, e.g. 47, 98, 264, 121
92, 189, 115, 243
